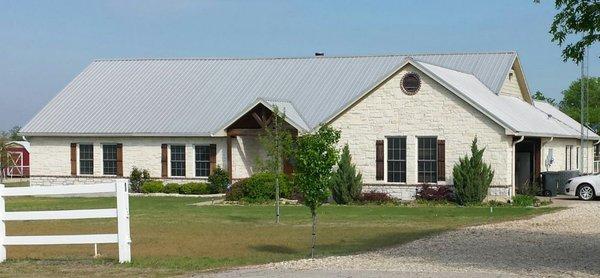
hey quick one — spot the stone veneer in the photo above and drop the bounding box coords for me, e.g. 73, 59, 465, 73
329, 64, 513, 194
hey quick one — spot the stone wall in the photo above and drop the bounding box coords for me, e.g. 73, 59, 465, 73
330, 64, 513, 193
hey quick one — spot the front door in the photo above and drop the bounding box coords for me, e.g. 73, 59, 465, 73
516, 152, 532, 192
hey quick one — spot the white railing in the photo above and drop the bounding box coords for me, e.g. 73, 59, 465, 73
0, 180, 131, 263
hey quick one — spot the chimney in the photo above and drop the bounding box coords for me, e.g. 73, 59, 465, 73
314, 52, 325, 57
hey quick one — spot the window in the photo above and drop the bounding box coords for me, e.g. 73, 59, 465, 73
418, 137, 437, 183
566, 145, 573, 170
401, 73, 421, 95
576, 147, 580, 170
195, 145, 210, 177
79, 144, 93, 175
103, 144, 117, 175
595, 144, 600, 161
387, 137, 406, 182
170, 145, 186, 177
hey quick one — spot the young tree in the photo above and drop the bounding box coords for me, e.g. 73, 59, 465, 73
258, 106, 293, 224
539, 0, 600, 63
532, 91, 558, 106
559, 77, 600, 131
7, 126, 21, 141
329, 144, 363, 204
0, 137, 13, 183
453, 137, 495, 205
294, 125, 340, 258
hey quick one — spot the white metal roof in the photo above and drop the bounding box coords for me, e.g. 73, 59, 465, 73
21, 51, 595, 140
415, 61, 599, 140
21, 52, 517, 136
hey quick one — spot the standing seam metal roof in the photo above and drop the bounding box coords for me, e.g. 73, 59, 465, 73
24, 51, 593, 140
21, 52, 519, 136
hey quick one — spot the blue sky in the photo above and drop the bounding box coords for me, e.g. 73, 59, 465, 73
1, 0, 598, 131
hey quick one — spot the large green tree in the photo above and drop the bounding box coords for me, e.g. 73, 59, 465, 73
559, 77, 600, 131
532, 91, 558, 105
294, 125, 340, 258
541, 0, 600, 63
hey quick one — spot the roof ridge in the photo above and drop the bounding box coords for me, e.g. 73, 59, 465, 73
92, 51, 518, 62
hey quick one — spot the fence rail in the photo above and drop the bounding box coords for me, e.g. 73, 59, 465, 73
0, 180, 131, 263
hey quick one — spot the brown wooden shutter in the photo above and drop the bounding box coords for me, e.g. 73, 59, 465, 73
161, 144, 168, 178
437, 140, 446, 181
376, 140, 384, 180
209, 144, 217, 175
70, 143, 77, 176
116, 143, 123, 177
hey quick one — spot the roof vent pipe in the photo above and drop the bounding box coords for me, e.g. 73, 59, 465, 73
314, 52, 325, 57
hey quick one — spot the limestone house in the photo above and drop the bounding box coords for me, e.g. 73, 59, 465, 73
20, 52, 600, 199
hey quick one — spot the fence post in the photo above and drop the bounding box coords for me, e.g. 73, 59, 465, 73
115, 179, 131, 263
0, 184, 5, 262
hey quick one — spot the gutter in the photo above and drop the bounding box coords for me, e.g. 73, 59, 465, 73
511, 136, 525, 197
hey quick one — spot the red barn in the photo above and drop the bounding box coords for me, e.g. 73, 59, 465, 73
3, 141, 30, 178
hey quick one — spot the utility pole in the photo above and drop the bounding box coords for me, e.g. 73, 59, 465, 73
580, 47, 586, 174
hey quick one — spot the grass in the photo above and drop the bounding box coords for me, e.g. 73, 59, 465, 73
0, 196, 558, 277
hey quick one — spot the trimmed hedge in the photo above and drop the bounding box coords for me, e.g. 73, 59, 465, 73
225, 172, 293, 202
141, 181, 164, 193
162, 183, 181, 194
180, 182, 210, 195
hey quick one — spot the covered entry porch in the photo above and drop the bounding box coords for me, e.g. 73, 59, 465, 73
513, 136, 542, 195
223, 100, 306, 181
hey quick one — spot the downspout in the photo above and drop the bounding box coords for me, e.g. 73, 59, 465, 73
512, 136, 525, 198
541, 137, 554, 171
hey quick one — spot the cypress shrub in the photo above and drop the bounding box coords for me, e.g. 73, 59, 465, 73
329, 144, 363, 204
452, 137, 494, 205
208, 166, 230, 194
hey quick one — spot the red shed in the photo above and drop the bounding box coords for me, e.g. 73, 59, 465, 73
3, 141, 30, 178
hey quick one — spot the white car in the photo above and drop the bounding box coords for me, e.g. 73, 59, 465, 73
565, 174, 600, 200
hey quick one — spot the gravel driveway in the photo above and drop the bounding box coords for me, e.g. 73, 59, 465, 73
205, 198, 600, 277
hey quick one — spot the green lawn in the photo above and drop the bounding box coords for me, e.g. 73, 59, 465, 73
0, 196, 557, 277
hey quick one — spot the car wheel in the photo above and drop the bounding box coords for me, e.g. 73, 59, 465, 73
578, 184, 595, 201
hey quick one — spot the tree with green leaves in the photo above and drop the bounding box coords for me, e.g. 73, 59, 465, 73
294, 125, 340, 258
538, 0, 599, 63
257, 106, 294, 224
532, 91, 558, 106
329, 144, 363, 204
559, 77, 600, 131
452, 137, 495, 205
0, 137, 14, 182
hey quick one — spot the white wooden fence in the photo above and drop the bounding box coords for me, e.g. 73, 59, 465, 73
0, 180, 131, 263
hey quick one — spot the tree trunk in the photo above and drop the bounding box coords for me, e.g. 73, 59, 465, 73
311, 209, 317, 259
275, 175, 280, 224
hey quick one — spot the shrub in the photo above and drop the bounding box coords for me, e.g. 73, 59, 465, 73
208, 166, 230, 194
180, 182, 210, 195
141, 180, 164, 193
129, 167, 151, 193
225, 179, 247, 201
416, 184, 453, 201
162, 183, 181, 194
512, 194, 536, 207
329, 144, 363, 204
358, 191, 394, 204
453, 137, 494, 205
243, 172, 292, 202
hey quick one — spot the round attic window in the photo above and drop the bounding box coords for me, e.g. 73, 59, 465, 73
401, 72, 421, 95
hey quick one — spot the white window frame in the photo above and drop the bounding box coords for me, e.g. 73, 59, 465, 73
169, 145, 186, 178
417, 136, 438, 184
194, 145, 211, 178
385, 136, 407, 183
102, 143, 118, 176
78, 143, 94, 176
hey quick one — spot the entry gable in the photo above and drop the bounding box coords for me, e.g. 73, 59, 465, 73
499, 57, 532, 103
